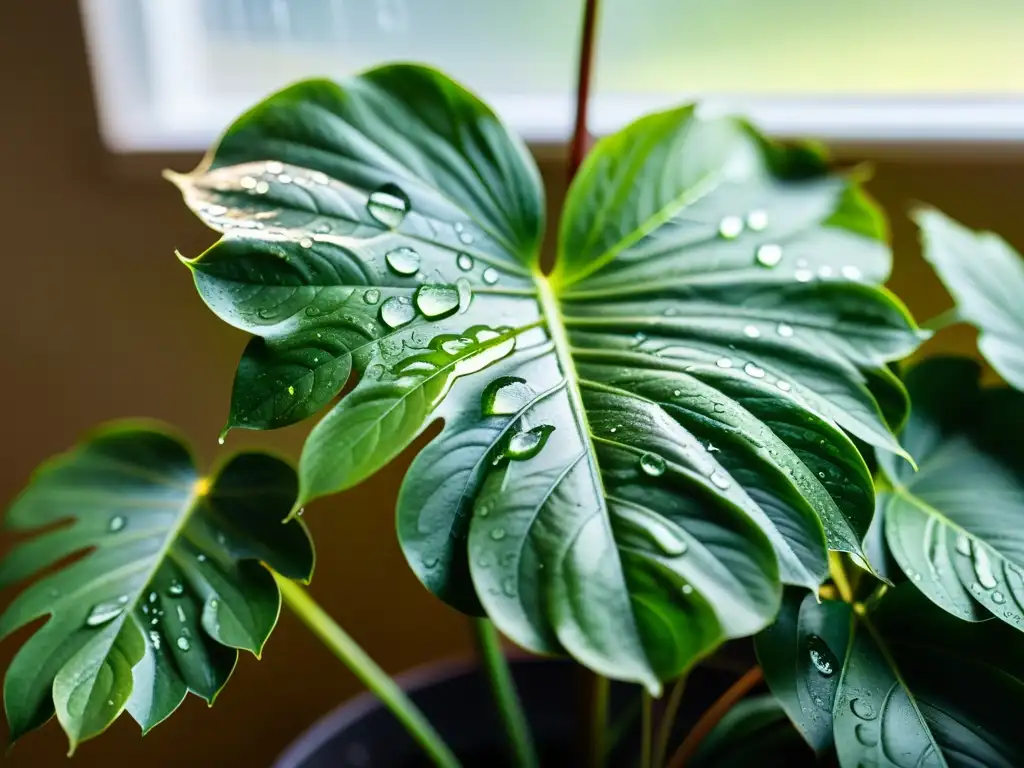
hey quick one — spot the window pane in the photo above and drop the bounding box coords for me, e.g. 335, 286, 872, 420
81, 0, 1024, 152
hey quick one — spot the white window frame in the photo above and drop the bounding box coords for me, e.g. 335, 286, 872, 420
81, 0, 1024, 155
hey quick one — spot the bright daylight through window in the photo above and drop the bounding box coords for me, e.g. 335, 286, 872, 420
82, 0, 1024, 152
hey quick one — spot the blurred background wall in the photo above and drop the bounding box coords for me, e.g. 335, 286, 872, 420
0, 1, 1018, 765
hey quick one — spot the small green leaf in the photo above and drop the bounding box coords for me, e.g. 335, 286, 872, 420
755, 590, 851, 753
879, 357, 1024, 628
759, 586, 1024, 765
172, 65, 922, 690
914, 208, 1024, 390
0, 423, 313, 750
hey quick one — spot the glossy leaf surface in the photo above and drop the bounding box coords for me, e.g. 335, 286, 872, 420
878, 357, 1024, 628
0, 424, 313, 750
171, 64, 921, 690
915, 208, 1024, 390
758, 586, 1024, 766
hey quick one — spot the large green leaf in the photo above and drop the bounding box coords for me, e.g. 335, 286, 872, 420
915, 208, 1024, 391
169, 64, 921, 690
0, 423, 313, 751
877, 357, 1024, 629
758, 586, 1024, 766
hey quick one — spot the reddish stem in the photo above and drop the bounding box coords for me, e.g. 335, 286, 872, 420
568, 0, 601, 180
665, 666, 765, 768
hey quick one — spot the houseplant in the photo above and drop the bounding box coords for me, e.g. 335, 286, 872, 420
4, 1, 1024, 764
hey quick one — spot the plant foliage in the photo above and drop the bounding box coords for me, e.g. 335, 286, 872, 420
168, 64, 921, 690
0, 423, 313, 751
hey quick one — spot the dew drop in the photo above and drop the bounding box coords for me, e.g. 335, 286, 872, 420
755, 244, 783, 267
379, 296, 415, 328
149, 592, 158, 604
672, 389, 682, 397
197, 554, 207, 563
818, 266, 834, 279
117, 595, 129, 604
457, 253, 473, 271
299, 237, 313, 249
777, 380, 792, 392
363, 288, 380, 304
278, 174, 293, 184
482, 267, 499, 285
746, 210, 768, 231
502, 578, 516, 597
490, 528, 507, 541
709, 470, 731, 490
176, 637, 191, 652
167, 581, 185, 597
149, 631, 161, 649
794, 268, 814, 283
706, 442, 720, 452
993, 591, 1006, 604
385, 247, 421, 276
776, 322, 795, 338
639, 453, 666, 477
806, 635, 837, 676
716, 358, 733, 369
743, 325, 761, 338
681, 584, 694, 595
86, 601, 126, 627
973, 545, 998, 589
176, 605, 187, 623
458, 230, 474, 245
205, 204, 228, 217
744, 362, 766, 379
855, 723, 878, 747
310, 170, 330, 185
718, 216, 744, 239
240, 176, 257, 190
414, 284, 460, 318
108, 515, 126, 533
505, 425, 555, 461
850, 698, 877, 720
265, 161, 284, 175
366, 184, 410, 228
955, 533, 973, 557
841, 265, 863, 280
287, 385, 295, 396
254, 180, 270, 195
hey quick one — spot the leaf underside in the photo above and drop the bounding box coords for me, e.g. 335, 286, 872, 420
877, 357, 1024, 631
0, 423, 313, 750
757, 586, 1024, 766
170, 64, 921, 690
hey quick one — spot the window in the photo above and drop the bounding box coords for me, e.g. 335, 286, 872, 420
81, 0, 1024, 153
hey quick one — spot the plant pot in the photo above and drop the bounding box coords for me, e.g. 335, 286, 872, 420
271, 656, 769, 768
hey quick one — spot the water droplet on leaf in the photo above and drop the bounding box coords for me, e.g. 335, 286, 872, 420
850, 698, 877, 720
457, 253, 473, 271
505, 425, 555, 461
746, 210, 768, 230
167, 581, 185, 597
176, 637, 191, 652
108, 515, 126, 532
482, 376, 535, 416
639, 453, 666, 477
363, 288, 380, 304
806, 635, 837, 676
379, 296, 415, 328
855, 724, 878, 747
744, 362, 765, 378
716, 358, 733, 369
777, 380, 792, 392
385, 247, 420, 276
743, 325, 760, 338
414, 284, 460, 318
841, 265, 862, 280
776, 323, 794, 338
86, 601, 126, 627
794, 268, 814, 283
756, 244, 783, 267
718, 216, 743, 239
367, 184, 410, 228
490, 528, 507, 541
482, 267, 499, 285
709, 470, 731, 490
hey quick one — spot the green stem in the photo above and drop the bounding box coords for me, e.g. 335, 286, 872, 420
829, 551, 855, 604
653, 674, 687, 767
275, 575, 460, 768
471, 619, 539, 768
922, 306, 962, 332
590, 675, 611, 767
641, 690, 653, 768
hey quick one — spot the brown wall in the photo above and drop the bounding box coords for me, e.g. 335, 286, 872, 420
0, 2, 1020, 766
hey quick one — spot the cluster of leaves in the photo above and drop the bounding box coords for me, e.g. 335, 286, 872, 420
3, 61, 1024, 764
